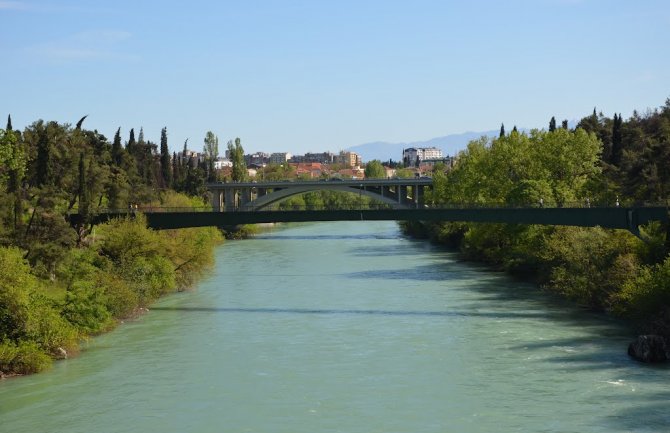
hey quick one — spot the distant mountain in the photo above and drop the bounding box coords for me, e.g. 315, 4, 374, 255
346, 130, 500, 163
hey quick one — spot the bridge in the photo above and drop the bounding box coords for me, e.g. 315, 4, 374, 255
65, 180, 670, 235
70, 206, 669, 236
206, 179, 433, 211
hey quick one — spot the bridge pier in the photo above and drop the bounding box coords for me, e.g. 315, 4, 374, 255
212, 190, 223, 212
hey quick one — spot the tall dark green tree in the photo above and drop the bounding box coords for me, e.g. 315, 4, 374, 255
112, 127, 123, 166
35, 127, 51, 187
160, 127, 172, 188
172, 151, 182, 191
611, 113, 623, 166
6, 114, 12, 131
549, 116, 556, 132
499, 123, 505, 138
562, 119, 569, 130
126, 128, 136, 154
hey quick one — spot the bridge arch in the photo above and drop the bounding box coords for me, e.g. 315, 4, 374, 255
247, 185, 409, 210
207, 179, 433, 212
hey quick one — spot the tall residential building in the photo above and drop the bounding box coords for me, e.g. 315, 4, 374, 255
337, 151, 361, 168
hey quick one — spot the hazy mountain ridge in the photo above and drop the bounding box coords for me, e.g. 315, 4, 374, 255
346, 130, 500, 162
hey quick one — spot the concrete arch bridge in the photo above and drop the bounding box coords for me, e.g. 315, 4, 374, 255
207, 179, 432, 212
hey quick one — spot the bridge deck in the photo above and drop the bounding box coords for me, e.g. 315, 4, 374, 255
71, 207, 669, 233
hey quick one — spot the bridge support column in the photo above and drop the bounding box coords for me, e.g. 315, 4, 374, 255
225, 189, 236, 212
242, 188, 252, 211
211, 189, 221, 212
416, 185, 425, 208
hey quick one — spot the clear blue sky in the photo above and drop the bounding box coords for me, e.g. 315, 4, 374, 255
2, 0, 669, 154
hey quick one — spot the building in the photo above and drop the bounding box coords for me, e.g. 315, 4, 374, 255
269, 152, 292, 165
291, 152, 336, 164
336, 151, 361, 168
402, 147, 443, 166
290, 162, 324, 179
176, 149, 205, 167
213, 158, 233, 170
244, 152, 270, 166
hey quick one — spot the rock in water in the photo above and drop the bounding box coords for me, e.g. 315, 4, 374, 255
627, 335, 669, 363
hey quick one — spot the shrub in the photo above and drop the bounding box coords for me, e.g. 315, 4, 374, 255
0, 340, 52, 375
614, 257, 670, 319
24, 292, 79, 355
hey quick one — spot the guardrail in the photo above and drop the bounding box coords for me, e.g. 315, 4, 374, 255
70, 201, 670, 214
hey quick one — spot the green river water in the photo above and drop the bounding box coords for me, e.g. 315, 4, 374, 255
0, 221, 668, 432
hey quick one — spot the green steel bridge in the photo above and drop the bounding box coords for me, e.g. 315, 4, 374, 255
69, 206, 669, 236
66, 179, 669, 235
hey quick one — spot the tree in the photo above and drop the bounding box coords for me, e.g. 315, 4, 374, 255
203, 131, 219, 182
160, 127, 172, 188
0, 128, 26, 229
549, 116, 556, 132
6, 114, 12, 131
126, 128, 136, 154
112, 127, 123, 167
35, 126, 51, 187
172, 151, 182, 191
77, 152, 89, 216
228, 138, 247, 182
611, 113, 623, 166
499, 123, 505, 138
364, 160, 386, 179
562, 119, 569, 130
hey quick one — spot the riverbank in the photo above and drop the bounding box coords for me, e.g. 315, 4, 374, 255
0, 213, 222, 377
399, 220, 670, 362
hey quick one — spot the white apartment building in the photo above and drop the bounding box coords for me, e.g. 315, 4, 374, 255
402, 147, 443, 166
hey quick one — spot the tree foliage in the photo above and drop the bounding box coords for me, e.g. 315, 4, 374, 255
228, 137, 247, 182
364, 160, 386, 179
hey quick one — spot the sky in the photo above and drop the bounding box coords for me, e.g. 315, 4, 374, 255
1, 0, 669, 155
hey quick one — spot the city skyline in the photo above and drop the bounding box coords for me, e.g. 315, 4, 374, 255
2, 0, 669, 154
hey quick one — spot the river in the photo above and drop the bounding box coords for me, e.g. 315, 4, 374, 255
0, 221, 668, 432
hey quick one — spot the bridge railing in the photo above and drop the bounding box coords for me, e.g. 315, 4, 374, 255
71, 200, 669, 214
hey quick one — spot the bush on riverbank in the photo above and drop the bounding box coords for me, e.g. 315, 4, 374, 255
403, 113, 670, 337
0, 204, 222, 376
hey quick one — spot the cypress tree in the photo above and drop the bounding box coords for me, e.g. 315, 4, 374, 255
160, 127, 172, 188
549, 116, 556, 132
512, 125, 518, 133
499, 123, 505, 138
562, 119, 569, 130
127, 128, 136, 153
6, 114, 12, 131
112, 127, 123, 166
172, 151, 181, 191
36, 127, 51, 187
611, 113, 623, 166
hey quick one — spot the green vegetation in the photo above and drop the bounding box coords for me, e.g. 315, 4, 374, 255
277, 190, 383, 211
364, 160, 386, 179
406, 98, 670, 335
0, 119, 222, 376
